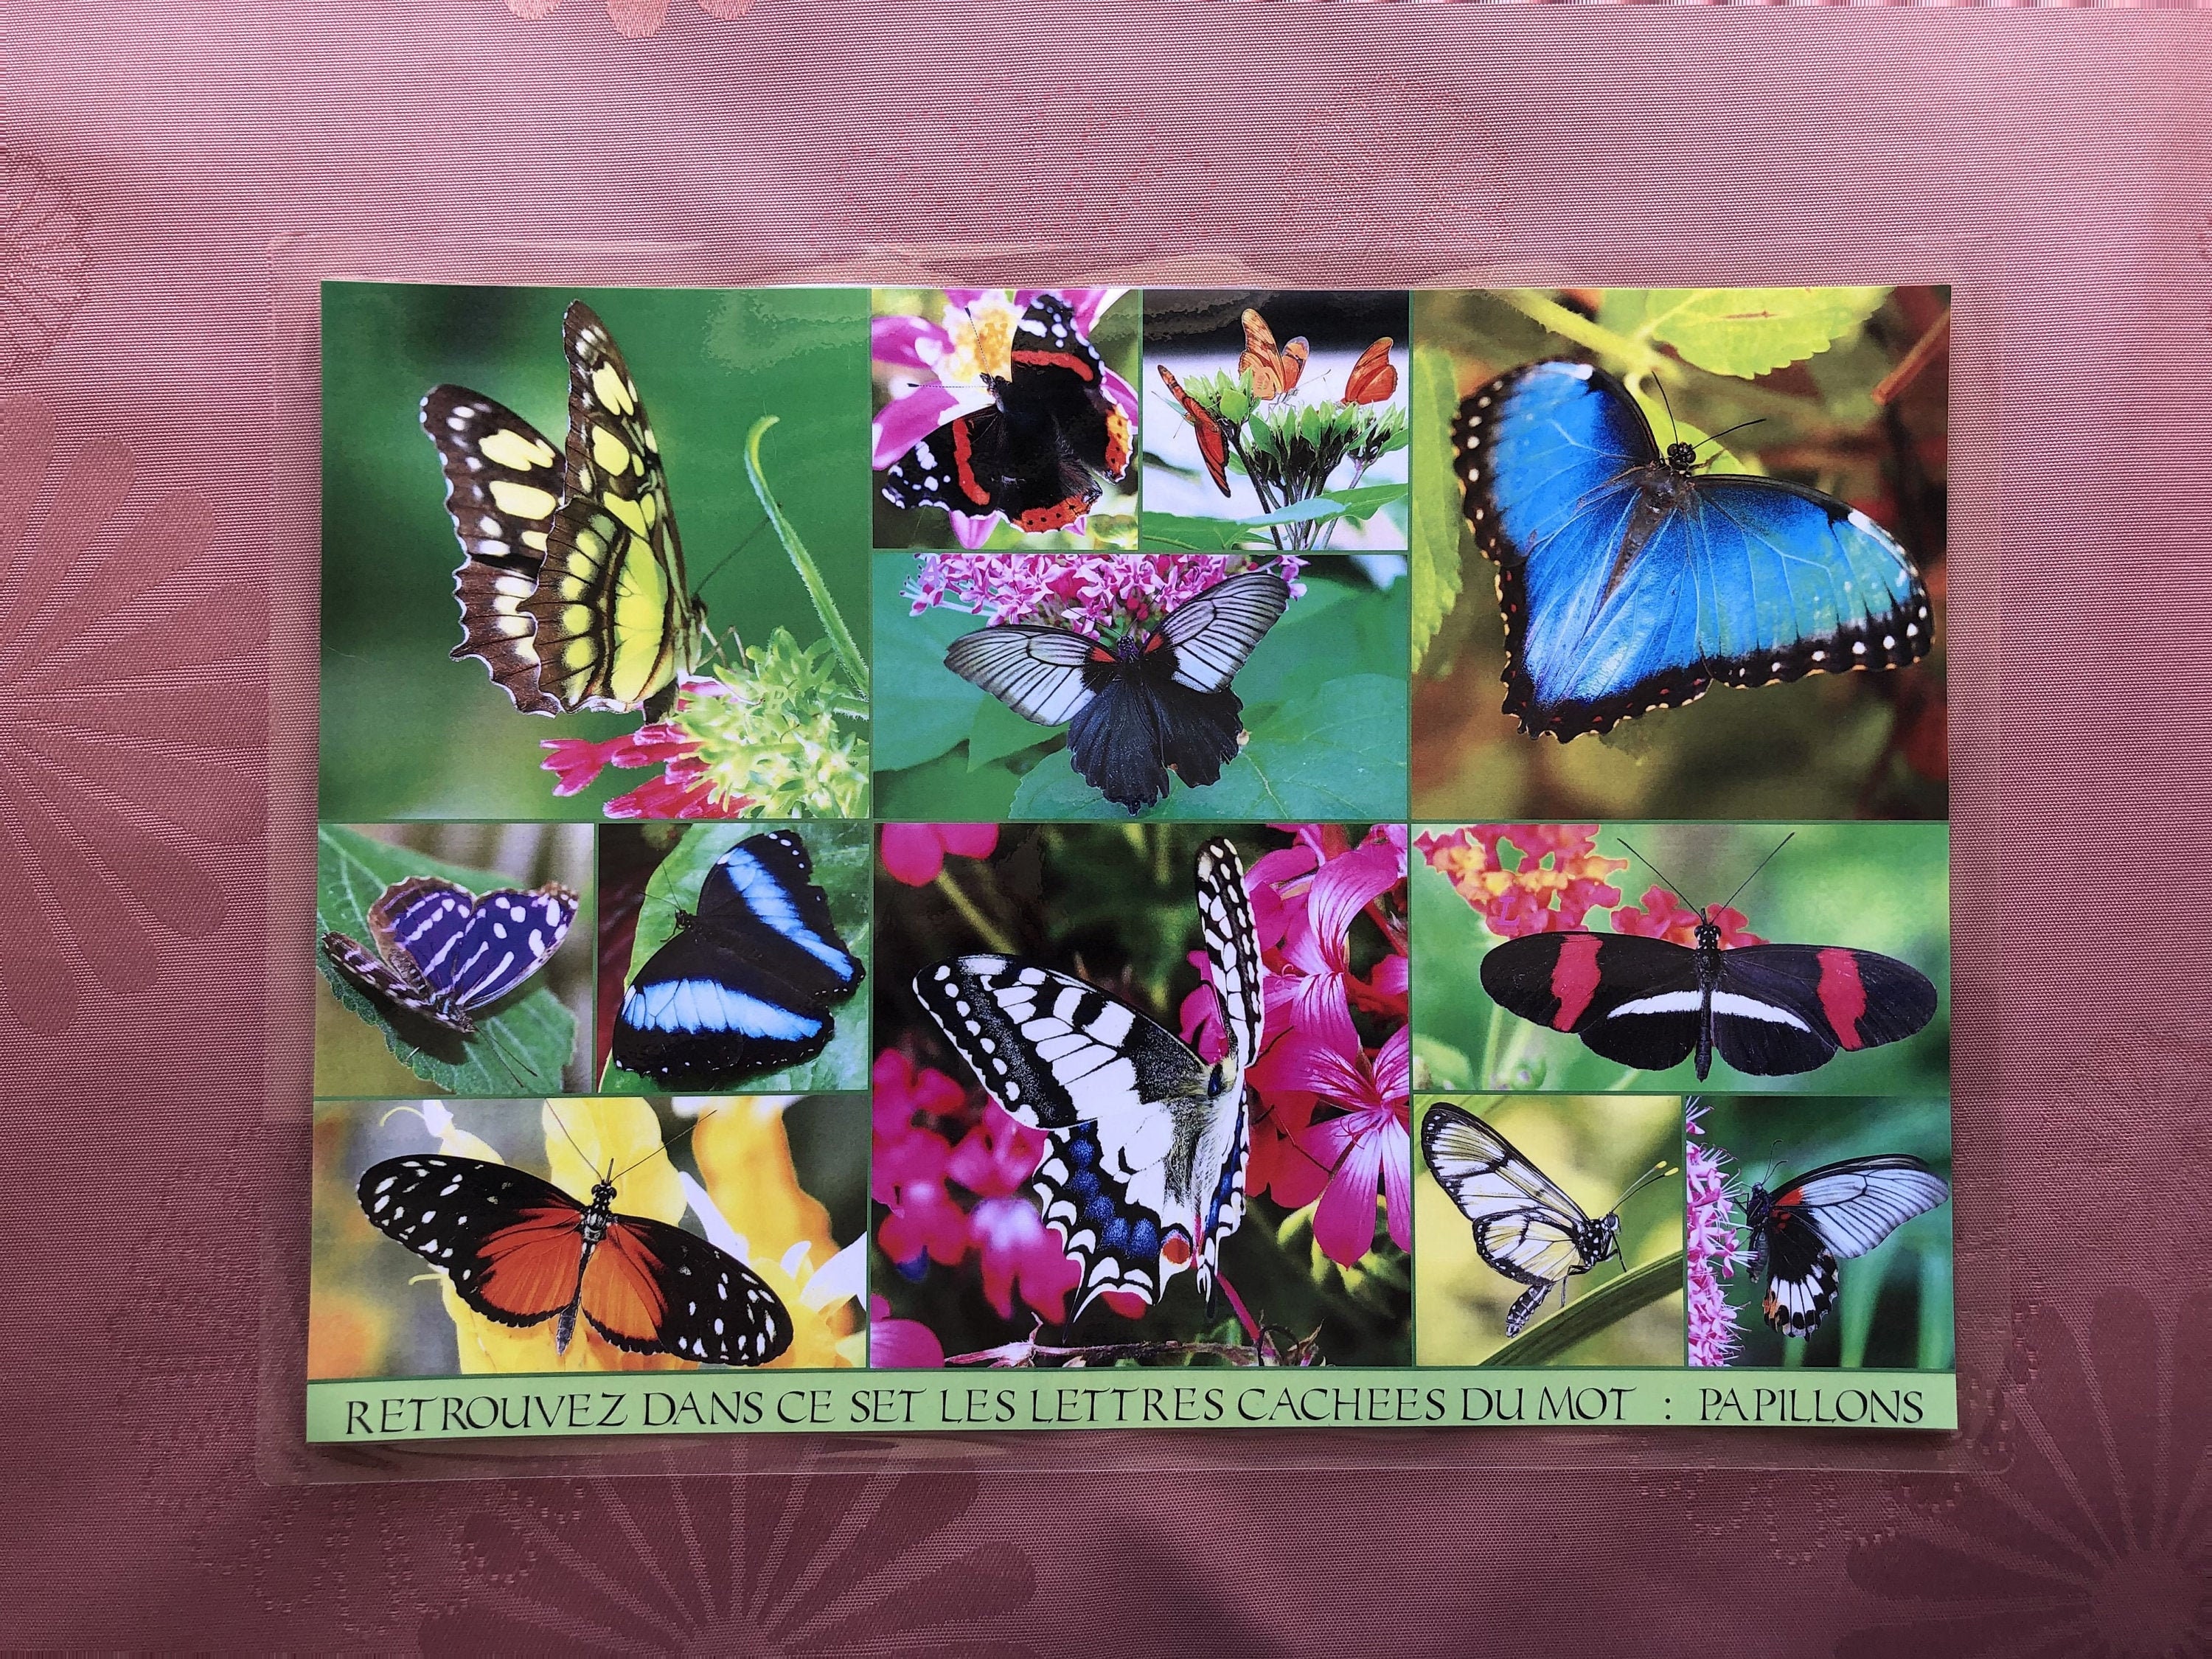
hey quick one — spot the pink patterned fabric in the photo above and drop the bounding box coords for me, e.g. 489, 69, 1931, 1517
4, 5, 2210, 1652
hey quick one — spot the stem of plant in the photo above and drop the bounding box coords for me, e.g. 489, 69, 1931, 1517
744, 415, 868, 698
933, 866, 1017, 955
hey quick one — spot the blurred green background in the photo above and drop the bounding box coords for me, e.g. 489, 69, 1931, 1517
1413, 1093, 1683, 1367
314, 822, 595, 1096
321, 283, 870, 821
874, 821, 1411, 1366
871, 289, 1141, 551
1702, 1094, 1952, 1371
1412, 821, 1950, 1096
1410, 287, 1950, 822
873, 553, 1410, 821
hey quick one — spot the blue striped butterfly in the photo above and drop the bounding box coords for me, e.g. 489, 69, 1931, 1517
1420, 1102, 1670, 1336
1453, 359, 1933, 740
943, 568, 1292, 814
1745, 1153, 1950, 1337
915, 838, 1263, 1315
611, 831, 864, 1088
422, 301, 706, 718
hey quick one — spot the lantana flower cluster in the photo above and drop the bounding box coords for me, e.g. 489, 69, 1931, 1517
1193, 823, 1411, 1269
872, 288, 1138, 548
540, 628, 868, 820
905, 551, 1304, 640
1684, 1099, 1749, 1368
1415, 824, 1764, 946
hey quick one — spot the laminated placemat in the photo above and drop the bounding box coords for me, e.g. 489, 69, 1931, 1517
8, 4, 2210, 1650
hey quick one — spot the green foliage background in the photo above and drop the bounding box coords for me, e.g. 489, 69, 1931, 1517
1703, 1093, 1954, 1371
873, 554, 1410, 821
1412, 821, 1950, 1096
320, 283, 871, 821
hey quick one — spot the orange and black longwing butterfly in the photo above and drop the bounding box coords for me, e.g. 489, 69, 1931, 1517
1342, 337, 1398, 406
357, 1151, 793, 1365
1156, 365, 1232, 496
1238, 308, 1308, 400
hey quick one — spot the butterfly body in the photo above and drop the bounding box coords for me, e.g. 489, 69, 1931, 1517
1421, 1103, 1627, 1335
881, 294, 1133, 535
1743, 1154, 1950, 1337
423, 302, 705, 719
1454, 358, 1933, 740
1481, 912, 1937, 1082
915, 838, 1262, 1314
942, 568, 1291, 813
357, 1154, 793, 1365
321, 875, 577, 1037
612, 831, 864, 1088
1238, 308, 1308, 400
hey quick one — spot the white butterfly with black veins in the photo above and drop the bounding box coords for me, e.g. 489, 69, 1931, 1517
1745, 1153, 1950, 1338
914, 838, 1263, 1315
1421, 1102, 1666, 1336
943, 568, 1292, 814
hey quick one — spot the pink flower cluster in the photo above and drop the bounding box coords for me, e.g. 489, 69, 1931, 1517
539, 679, 751, 820
1684, 1099, 1748, 1367
1415, 823, 1626, 938
906, 551, 1305, 639
872, 1049, 1126, 1360
1197, 824, 1411, 1269
880, 823, 998, 886
1611, 886, 1764, 947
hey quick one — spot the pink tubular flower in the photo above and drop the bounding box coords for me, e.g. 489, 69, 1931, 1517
873, 289, 1139, 547
1612, 886, 1764, 947
880, 823, 999, 886
968, 1197, 1082, 1323
1685, 1099, 1748, 1367
906, 551, 1304, 637
867, 1295, 945, 1369
1416, 824, 1627, 939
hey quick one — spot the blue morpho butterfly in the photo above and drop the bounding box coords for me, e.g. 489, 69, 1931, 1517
611, 830, 863, 1088
320, 874, 579, 1085
1453, 360, 1934, 740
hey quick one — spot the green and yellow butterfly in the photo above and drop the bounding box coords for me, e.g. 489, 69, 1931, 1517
420, 302, 707, 717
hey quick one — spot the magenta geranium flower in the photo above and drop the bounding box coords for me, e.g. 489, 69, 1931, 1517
967, 1197, 1084, 1323
880, 822, 998, 886
873, 289, 1138, 547
866, 1295, 945, 1369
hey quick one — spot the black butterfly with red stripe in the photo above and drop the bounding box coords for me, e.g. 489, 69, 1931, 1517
880, 294, 1133, 536
356, 1147, 792, 1366
943, 567, 1293, 814
1744, 1153, 1950, 1337
1478, 838, 1938, 1082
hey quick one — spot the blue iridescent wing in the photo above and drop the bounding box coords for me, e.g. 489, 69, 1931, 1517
1455, 359, 1933, 740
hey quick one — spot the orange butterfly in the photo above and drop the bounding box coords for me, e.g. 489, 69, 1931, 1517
1157, 364, 1232, 496
1239, 308, 1308, 400
1343, 337, 1397, 406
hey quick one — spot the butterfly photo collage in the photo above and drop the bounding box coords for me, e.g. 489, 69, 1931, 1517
309, 282, 1953, 1442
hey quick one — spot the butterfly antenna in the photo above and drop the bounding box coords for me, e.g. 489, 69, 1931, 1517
543, 1101, 597, 1172
1694, 417, 1767, 453
1719, 832, 1796, 914
694, 517, 773, 605
1612, 1159, 1678, 1211
481, 1021, 552, 1094
1615, 837, 1699, 912
610, 1108, 714, 1185
1651, 372, 1683, 444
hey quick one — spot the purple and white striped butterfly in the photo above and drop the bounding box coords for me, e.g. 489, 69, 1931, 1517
320, 875, 577, 1035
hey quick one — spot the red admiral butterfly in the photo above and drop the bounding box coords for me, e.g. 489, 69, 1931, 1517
880, 293, 1133, 535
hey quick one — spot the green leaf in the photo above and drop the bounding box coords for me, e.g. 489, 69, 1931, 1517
1411, 1031, 1472, 1092
877, 745, 1020, 820
746, 417, 866, 695
1478, 1252, 1686, 1367
1135, 510, 1254, 551
598, 822, 872, 1096
1409, 344, 1464, 667
1007, 672, 1407, 819
873, 567, 984, 770
1312, 481, 1406, 526
966, 692, 1054, 771
315, 824, 577, 1095
1629, 288, 1891, 379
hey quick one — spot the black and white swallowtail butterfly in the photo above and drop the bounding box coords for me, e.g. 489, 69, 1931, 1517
1744, 1154, 1950, 1338
914, 838, 1263, 1315
1420, 1102, 1667, 1336
610, 831, 864, 1089
942, 567, 1293, 814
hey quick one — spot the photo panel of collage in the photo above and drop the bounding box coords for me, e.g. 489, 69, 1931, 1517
310, 282, 1951, 1441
